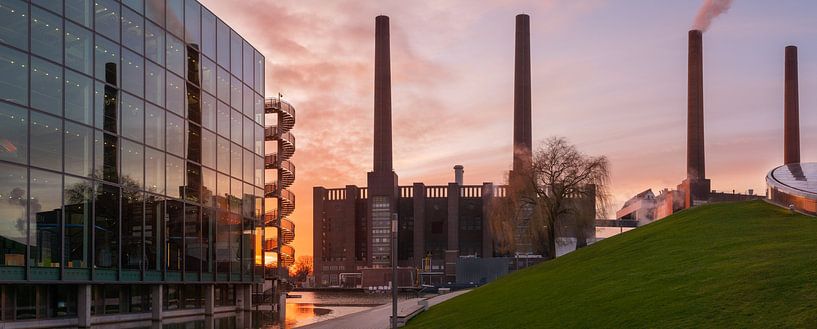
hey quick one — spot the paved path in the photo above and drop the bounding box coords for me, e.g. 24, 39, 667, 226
299, 290, 471, 329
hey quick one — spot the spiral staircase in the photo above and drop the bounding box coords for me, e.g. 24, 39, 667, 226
264, 98, 296, 271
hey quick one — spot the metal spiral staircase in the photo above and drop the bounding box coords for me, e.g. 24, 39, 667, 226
264, 98, 296, 270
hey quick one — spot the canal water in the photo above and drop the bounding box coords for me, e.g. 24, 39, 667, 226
262, 290, 421, 328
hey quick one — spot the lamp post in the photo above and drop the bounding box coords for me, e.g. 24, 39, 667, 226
391, 213, 398, 329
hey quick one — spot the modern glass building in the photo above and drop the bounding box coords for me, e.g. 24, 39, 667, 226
0, 0, 267, 327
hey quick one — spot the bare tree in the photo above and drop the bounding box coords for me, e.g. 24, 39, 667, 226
491, 137, 610, 259
289, 255, 313, 284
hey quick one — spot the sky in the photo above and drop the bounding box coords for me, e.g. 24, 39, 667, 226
199, 0, 817, 259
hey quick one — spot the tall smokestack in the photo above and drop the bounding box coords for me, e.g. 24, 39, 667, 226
513, 14, 532, 174
784, 45, 800, 165
687, 30, 705, 181
454, 165, 464, 185
373, 15, 393, 173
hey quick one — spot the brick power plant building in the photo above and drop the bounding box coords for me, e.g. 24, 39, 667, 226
313, 15, 595, 288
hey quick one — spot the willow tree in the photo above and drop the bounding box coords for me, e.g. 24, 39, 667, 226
491, 137, 610, 259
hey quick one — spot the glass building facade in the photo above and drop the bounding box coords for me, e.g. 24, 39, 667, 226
0, 0, 266, 324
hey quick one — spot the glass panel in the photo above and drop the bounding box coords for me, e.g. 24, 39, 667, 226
64, 121, 93, 177
31, 6, 63, 63
254, 50, 263, 92
33, 0, 63, 14
216, 101, 229, 137
201, 91, 215, 131
254, 93, 263, 125
29, 169, 62, 267
0, 44, 28, 105
216, 19, 229, 68
229, 212, 240, 272
216, 172, 228, 210
30, 57, 63, 116
202, 166, 215, 207
243, 149, 253, 184
216, 136, 229, 174
144, 194, 164, 270
95, 36, 120, 85
145, 147, 164, 194
0, 0, 29, 50
64, 175, 91, 268
187, 83, 200, 124
186, 45, 199, 86
254, 156, 263, 187
145, 61, 165, 106
94, 183, 119, 268
30, 111, 63, 172
65, 0, 92, 28
201, 8, 215, 60
95, 81, 119, 133
166, 112, 184, 156
215, 210, 229, 272
201, 57, 215, 95
243, 41, 253, 88
145, 103, 164, 149
242, 84, 253, 118
184, 204, 201, 272
230, 76, 241, 111
166, 154, 184, 199
184, 0, 200, 45
121, 139, 144, 189
122, 0, 143, 14
145, 0, 165, 27
254, 123, 263, 156
202, 208, 212, 272
0, 162, 26, 266
201, 128, 215, 169
166, 0, 183, 38
230, 31, 241, 79
166, 35, 184, 76
95, 0, 119, 42
122, 188, 143, 270
0, 101, 28, 165
165, 200, 183, 271
145, 21, 164, 65
230, 143, 241, 181
185, 161, 200, 203
65, 21, 92, 75
122, 6, 144, 53
122, 49, 144, 96
65, 69, 93, 124
166, 72, 184, 116
216, 66, 229, 102
243, 116, 254, 151
95, 130, 119, 183
121, 92, 144, 142
230, 109, 241, 144
187, 122, 201, 163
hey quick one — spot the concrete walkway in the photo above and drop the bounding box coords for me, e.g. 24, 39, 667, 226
299, 290, 471, 329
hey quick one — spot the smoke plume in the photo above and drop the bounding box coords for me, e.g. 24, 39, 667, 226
692, 0, 734, 31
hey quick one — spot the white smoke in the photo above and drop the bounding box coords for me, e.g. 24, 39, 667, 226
692, 0, 735, 31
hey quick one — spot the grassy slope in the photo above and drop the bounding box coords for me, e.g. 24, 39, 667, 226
407, 201, 817, 328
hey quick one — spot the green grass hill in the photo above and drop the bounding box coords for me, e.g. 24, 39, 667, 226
407, 201, 817, 328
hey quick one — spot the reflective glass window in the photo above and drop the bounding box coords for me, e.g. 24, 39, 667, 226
66, 0, 92, 28
33, 0, 62, 14
95, 131, 119, 183
121, 92, 144, 142
65, 69, 93, 124
186, 45, 199, 86
145, 61, 165, 106
165, 200, 183, 271
184, 204, 201, 272
166, 35, 184, 76
0, 44, 28, 105
30, 112, 62, 172
229, 178, 241, 214
29, 169, 62, 267
230, 109, 241, 144
187, 83, 201, 124
254, 94, 263, 125
166, 72, 184, 116
65, 21, 92, 75
242, 84, 253, 118
216, 66, 229, 102
187, 122, 201, 163
242, 182, 253, 218
145, 147, 165, 194
166, 154, 184, 199
184, 0, 200, 45
0, 101, 28, 164
145, 0, 165, 27
121, 139, 144, 189
216, 101, 229, 137
214, 210, 229, 271
31, 6, 63, 63
64, 175, 91, 268
122, 188, 143, 270
202, 167, 215, 207
202, 208, 212, 272
30, 57, 63, 116
201, 57, 216, 95
166, 112, 185, 156
186, 162, 201, 203
145, 103, 164, 149
201, 8, 215, 60
64, 121, 93, 177
230, 76, 241, 110
243, 149, 253, 184
122, 6, 144, 53
144, 194, 164, 270
95, 36, 120, 85
254, 51, 263, 92
216, 172, 228, 210
0, 162, 26, 266
201, 128, 215, 169
95, 0, 120, 42
201, 92, 215, 131
254, 156, 263, 187
145, 21, 164, 65
122, 49, 144, 96
122, 0, 143, 14
243, 116, 254, 151
216, 136, 229, 174
230, 142, 241, 179
95, 81, 119, 133
94, 183, 119, 268
0, 0, 29, 49
166, 0, 183, 38
216, 19, 229, 68
230, 31, 241, 78
243, 41, 253, 88
254, 124, 263, 156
